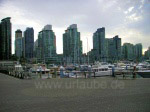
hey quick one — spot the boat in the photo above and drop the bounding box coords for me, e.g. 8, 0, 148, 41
91, 66, 112, 77
136, 70, 150, 78
14, 64, 24, 71
31, 64, 50, 73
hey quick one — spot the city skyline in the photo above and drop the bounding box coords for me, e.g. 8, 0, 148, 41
0, 0, 150, 54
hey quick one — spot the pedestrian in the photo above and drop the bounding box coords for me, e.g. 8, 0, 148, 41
112, 66, 115, 77
133, 66, 136, 79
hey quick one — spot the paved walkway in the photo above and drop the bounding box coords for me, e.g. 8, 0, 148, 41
0, 73, 150, 112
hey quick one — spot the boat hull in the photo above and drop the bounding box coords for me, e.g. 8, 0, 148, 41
91, 71, 112, 77
136, 71, 150, 78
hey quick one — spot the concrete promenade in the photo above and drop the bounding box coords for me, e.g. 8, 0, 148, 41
0, 73, 150, 112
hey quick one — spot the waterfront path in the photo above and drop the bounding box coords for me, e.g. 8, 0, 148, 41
0, 73, 150, 112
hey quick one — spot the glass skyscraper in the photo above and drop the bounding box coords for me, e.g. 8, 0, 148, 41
105, 35, 121, 62
24, 27, 34, 59
134, 43, 142, 61
93, 27, 106, 62
144, 47, 150, 60
63, 24, 82, 64
122, 43, 143, 61
15, 29, 23, 58
113, 35, 121, 60
37, 25, 56, 63
122, 43, 135, 60
0, 17, 12, 60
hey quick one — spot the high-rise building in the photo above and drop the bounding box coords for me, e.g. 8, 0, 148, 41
0, 17, 12, 60
63, 24, 82, 64
105, 38, 115, 62
144, 47, 150, 60
24, 27, 34, 59
22, 37, 25, 58
33, 39, 38, 58
93, 27, 106, 61
113, 35, 121, 60
15, 29, 22, 39
122, 43, 135, 60
105, 36, 121, 62
37, 31, 43, 60
37, 25, 57, 63
134, 43, 142, 61
122, 43, 143, 61
15, 29, 23, 58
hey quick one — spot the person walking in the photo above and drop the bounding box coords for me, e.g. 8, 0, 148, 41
133, 66, 136, 79
112, 66, 115, 77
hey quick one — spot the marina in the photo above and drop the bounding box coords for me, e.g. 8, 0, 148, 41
0, 0, 150, 111
0, 61, 150, 79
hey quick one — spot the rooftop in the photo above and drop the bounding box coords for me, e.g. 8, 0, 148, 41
1, 17, 11, 21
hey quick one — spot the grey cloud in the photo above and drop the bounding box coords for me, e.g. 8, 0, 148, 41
0, 0, 5, 6
126, 0, 150, 34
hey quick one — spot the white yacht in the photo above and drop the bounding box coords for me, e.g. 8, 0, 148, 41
14, 64, 23, 71
91, 62, 113, 77
31, 64, 50, 73
92, 66, 112, 77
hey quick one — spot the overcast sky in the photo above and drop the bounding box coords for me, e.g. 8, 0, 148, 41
0, 0, 150, 54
